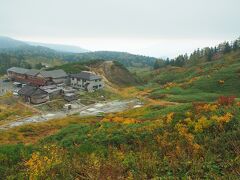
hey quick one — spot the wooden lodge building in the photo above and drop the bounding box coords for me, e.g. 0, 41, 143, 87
7, 67, 68, 86
18, 85, 49, 104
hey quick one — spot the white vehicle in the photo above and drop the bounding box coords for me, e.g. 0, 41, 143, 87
13, 92, 19, 96
13, 88, 20, 96
13, 82, 22, 88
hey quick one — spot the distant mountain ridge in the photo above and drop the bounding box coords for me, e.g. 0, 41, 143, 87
27, 41, 89, 53
65, 51, 157, 67
0, 36, 158, 71
0, 36, 28, 49
0, 36, 89, 53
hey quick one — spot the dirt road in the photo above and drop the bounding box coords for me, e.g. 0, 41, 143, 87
0, 99, 141, 130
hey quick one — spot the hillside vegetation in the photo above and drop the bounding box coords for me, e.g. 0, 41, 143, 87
139, 39, 240, 103
65, 51, 157, 67
0, 38, 239, 179
0, 95, 239, 179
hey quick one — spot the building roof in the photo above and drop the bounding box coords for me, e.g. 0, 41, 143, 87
24, 69, 40, 76
62, 87, 76, 93
42, 87, 61, 94
64, 93, 76, 97
18, 85, 48, 97
40, 85, 62, 94
7, 67, 29, 74
7, 67, 67, 79
40, 85, 57, 90
71, 71, 101, 80
40, 69, 67, 79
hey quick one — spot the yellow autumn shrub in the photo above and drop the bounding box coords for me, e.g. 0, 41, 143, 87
163, 82, 177, 89
102, 116, 137, 124
166, 112, 174, 123
25, 145, 63, 179
194, 116, 210, 133
211, 112, 233, 124
202, 104, 218, 112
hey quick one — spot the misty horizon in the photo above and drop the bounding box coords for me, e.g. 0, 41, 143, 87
3, 36, 237, 59
1, 0, 240, 58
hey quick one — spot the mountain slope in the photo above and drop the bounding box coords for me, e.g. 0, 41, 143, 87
0, 36, 27, 49
140, 49, 240, 103
89, 61, 138, 87
66, 51, 157, 67
0, 37, 158, 74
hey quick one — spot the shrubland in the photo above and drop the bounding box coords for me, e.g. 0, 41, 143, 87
0, 96, 239, 179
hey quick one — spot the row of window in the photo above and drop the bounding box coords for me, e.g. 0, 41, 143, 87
71, 78, 101, 82
71, 83, 83, 87
71, 84, 102, 88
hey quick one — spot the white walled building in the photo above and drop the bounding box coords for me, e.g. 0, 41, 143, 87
70, 71, 104, 92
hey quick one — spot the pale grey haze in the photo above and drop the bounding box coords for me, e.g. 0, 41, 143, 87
0, 0, 239, 58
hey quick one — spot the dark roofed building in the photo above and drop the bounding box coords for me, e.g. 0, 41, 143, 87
70, 71, 104, 92
71, 71, 101, 81
25, 69, 40, 76
7, 67, 29, 82
7, 67, 68, 86
7, 67, 29, 74
39, 69, 68, 84
18, 85, 49, 104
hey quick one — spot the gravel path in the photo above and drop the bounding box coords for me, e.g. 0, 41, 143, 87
0, 99, 141, 130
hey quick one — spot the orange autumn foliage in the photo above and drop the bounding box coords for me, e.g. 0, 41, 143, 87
103, 116, 138, 124
211, 112, 233, 124
193, 103, 218, 113
166, 112, 174, 123
175, 123, 201, 154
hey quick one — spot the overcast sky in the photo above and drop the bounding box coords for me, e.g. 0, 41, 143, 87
0, 0, 240, 58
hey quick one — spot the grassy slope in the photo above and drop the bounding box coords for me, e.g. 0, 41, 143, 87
0, 100, 239, 179
0, 50, 239, 179
145, 51, 240, 103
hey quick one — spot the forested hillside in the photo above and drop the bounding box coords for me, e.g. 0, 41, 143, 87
154, 37, 240, 68
63, 51, 157, 67
0, 37, 157, 74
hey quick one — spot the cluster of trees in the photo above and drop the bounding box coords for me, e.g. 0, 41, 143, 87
0, 53, 32, 74
0, 53, 50, 74
154, 37, 240, 69
65, 51, 157, 67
